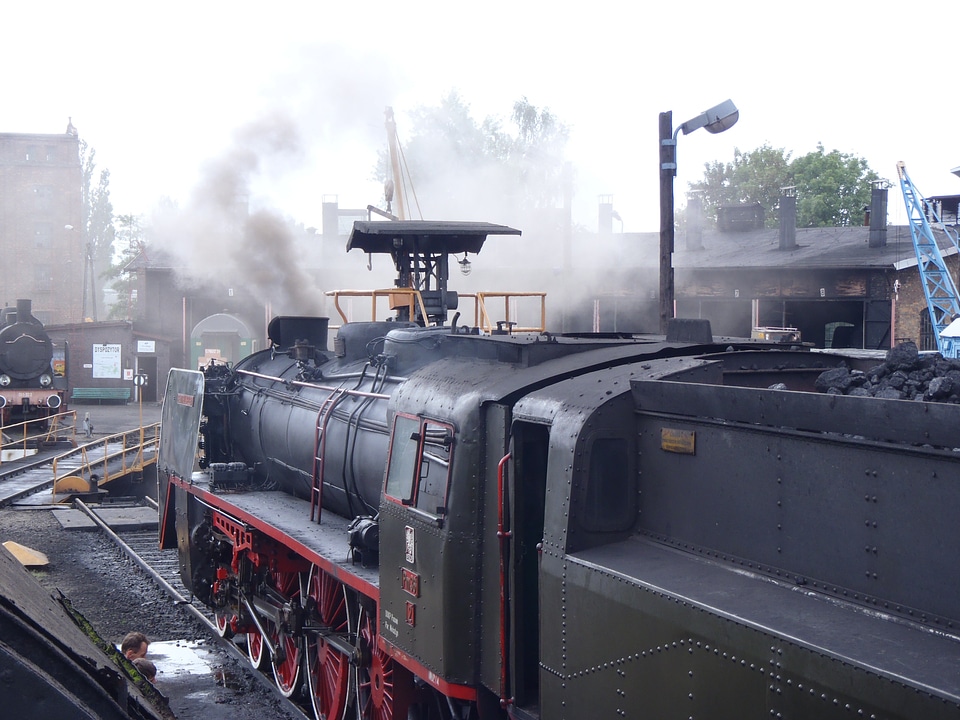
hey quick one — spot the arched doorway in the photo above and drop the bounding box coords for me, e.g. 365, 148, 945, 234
190, 313, 257, 369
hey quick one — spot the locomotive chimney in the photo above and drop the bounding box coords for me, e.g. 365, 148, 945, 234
15, 299, 33, 324
779, 188, 797, 250
868, 181, 888, 248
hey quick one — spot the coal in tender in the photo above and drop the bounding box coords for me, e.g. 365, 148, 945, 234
814, 341, 960, 403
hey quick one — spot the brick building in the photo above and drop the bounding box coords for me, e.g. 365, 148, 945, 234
0, 120, 84, 324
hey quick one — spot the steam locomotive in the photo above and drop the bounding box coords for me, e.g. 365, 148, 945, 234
0, 298, 66, 423
159, 221, 960, 720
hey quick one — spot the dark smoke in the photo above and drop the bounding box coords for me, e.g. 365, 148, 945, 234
151, 112, 324, 315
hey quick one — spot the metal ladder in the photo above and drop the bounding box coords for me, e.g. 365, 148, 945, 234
309, 387, 347, 523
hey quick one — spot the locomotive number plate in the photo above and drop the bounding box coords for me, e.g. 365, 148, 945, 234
401, 567, 420, 597
661, 428, 695, 455
176, 393, 195, 407
405, 525, 415, 564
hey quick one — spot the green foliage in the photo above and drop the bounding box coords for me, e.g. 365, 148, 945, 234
688, 142, 879, 228
690, 144, 792, 227
105, 214, 144, 320
791, 144, 880, 227
80, 141, 116, 317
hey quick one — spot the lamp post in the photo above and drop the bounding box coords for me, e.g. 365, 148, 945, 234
135, 373, 148, 458
659, 99, 739, 333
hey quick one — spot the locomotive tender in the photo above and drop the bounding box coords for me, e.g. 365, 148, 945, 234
0, 298, 66, 423
159, 221, 960, 720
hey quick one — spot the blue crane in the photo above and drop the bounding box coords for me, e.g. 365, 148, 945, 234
896, 161, 960, 358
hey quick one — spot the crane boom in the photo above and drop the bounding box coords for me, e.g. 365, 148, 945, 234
896, 161, 960, 357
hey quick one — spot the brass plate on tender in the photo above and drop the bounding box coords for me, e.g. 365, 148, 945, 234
660, 428, 695, 454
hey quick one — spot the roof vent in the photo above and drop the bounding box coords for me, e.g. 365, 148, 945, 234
779, 188, 797, 250
868, 182, 888, 248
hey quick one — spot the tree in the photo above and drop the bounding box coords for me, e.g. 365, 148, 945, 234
790, 144, 880, 227
80, 140, 115, 319
688, 144, 792, 228
688, 142, 879, 228
377, 93, 570, 225
105, 214, 144, 320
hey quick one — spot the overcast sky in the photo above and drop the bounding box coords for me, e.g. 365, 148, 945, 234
4, 0, 959, 233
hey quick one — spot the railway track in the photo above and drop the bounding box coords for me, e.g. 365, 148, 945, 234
72, 498, 311, 720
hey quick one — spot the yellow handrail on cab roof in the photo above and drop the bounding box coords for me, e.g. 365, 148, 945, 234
324, 289, 547, 333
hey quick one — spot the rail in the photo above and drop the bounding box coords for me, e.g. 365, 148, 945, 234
0, 410, 77, 464
325, 288, 547, 333
50, 422, 161, 499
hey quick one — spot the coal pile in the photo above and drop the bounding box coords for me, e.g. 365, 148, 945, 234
815, 341, 960, 402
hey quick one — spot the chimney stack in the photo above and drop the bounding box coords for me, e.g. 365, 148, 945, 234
321, 195, 340, 238
868, 181, 888, 248
779, 187, 797, 250
686, 194, 704, 250
598, 195, 613, 237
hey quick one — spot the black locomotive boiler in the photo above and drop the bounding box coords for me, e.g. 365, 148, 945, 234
158, 221, 960, 720
0, 298, 66, 423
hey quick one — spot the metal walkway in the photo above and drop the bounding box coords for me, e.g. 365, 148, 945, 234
0, 424, 160, 507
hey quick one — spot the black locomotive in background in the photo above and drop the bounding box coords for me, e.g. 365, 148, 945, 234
0, 298, 67, 424
159, 221, 960, 720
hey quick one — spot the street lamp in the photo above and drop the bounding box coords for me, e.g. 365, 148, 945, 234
659, 99, 739, 333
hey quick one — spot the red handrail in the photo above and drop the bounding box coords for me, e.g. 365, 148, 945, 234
497, 452, 514, 709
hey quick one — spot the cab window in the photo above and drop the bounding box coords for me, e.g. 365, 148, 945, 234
415, 421, 452, 516
384, 414, 420, 503
384, 414, 455, 520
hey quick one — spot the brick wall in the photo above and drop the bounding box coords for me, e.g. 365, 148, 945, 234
893, 254, 960, 349
0, 131, 84, 324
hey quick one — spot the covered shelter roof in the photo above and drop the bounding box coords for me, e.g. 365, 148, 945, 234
346, 220, 521, 256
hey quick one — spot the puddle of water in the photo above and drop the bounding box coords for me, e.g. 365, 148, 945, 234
139, 640, 245, 713
147, 639, 215, 677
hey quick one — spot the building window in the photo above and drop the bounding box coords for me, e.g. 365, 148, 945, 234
45, 145, 56, 162
920, 311, 937, 351
34, 223, 52, 249
25, 145, 39, 161
34, 264, 53, 285
34, 185, 54, 213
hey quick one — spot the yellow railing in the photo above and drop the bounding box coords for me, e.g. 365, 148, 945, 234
326, 288, 432, 328
51, 422, 161, 499
325, 289, 547, 333
469, 292, 547, 333
0, 410, 77, 464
